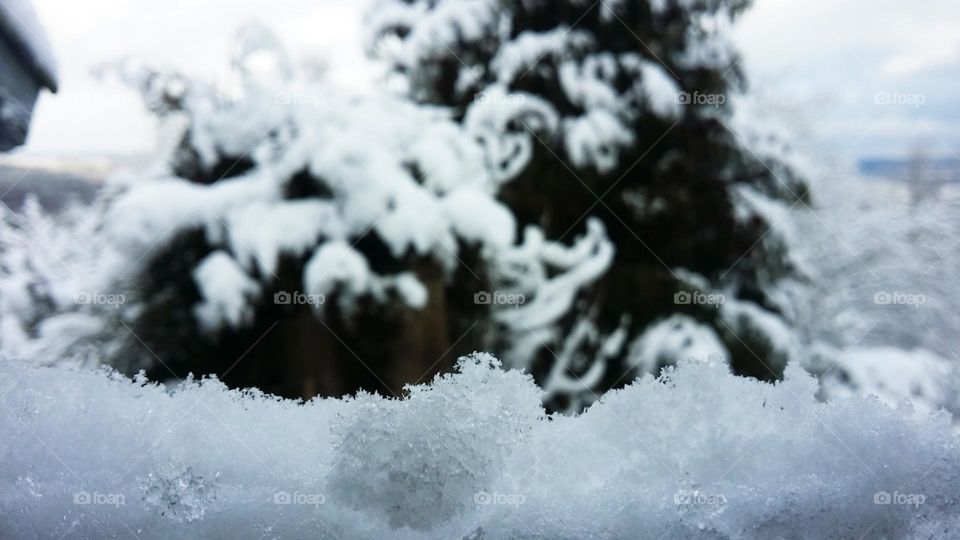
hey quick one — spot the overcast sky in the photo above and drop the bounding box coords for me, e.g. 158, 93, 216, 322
16, 0, 960, 163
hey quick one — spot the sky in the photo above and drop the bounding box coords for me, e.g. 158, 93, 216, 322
733, 0, 960, 162
13, 0, 960, 163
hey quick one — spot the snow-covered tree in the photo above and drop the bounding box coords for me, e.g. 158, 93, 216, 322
72, 24, 613, 403
367, 0, 810, 409
1, 1, 810, 411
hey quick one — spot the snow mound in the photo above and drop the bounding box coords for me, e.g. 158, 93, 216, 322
330, 353, 542, 530
2, 356, 958, 538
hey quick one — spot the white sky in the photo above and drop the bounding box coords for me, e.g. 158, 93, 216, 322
15, 0, 960, 161
733, 0, 960, 161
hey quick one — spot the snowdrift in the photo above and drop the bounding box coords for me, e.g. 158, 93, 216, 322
2, 355, 958, 539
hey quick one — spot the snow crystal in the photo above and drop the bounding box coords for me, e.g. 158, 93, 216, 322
140, 465, 220, 523
329, 353, 542, 530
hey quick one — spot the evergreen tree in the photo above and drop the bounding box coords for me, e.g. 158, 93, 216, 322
98, 26, 611, 402
47, 1, 811, 411
368, 0, 809, 409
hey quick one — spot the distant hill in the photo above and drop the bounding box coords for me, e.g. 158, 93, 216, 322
0, 162, 100, 212
859, 157, 960, 183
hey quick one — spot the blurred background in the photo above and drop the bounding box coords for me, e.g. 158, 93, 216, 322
13, 0, 960, 162
2, 0, 960, 415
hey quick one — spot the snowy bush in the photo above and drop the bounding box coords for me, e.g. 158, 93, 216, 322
0, 197, 124, 364
2, 354, 959, 538
60, 21, 629, 403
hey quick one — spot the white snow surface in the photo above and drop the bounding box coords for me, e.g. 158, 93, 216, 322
2, 355, 959, 538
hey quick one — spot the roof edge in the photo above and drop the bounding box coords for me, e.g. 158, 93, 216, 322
0, 2, 58, 93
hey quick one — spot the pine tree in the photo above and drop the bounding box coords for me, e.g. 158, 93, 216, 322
368, 0, 809, 409
82, 0, 810, 411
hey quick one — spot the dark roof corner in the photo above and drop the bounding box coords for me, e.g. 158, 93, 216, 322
0, 0, 58, 93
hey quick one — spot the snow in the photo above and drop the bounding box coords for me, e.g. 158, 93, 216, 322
98, 56, 521, 318
219, 200, 343, 277
303, 241, 372, 305
441, 187, 516, 249
563, 109, 635, 174
675, 11, 738, 71
192, 251, 260, 332
463, 86, 559, 183
819, 347, 956, 417
636, 59, 682, 118
330, 354, 542, 531
790, 173, 960, 416
495, 219, 614, 331
390, 0, 497, 69
626, 314, 730, 375
2, 355, 959, 538
720, 296, 796, 368
0, 198, 118, 363
393, 272, 428, 310
490, 28, 577, 83
558, 53, 621, 112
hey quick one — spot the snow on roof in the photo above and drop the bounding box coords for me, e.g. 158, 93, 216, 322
0, 0, 57, 91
